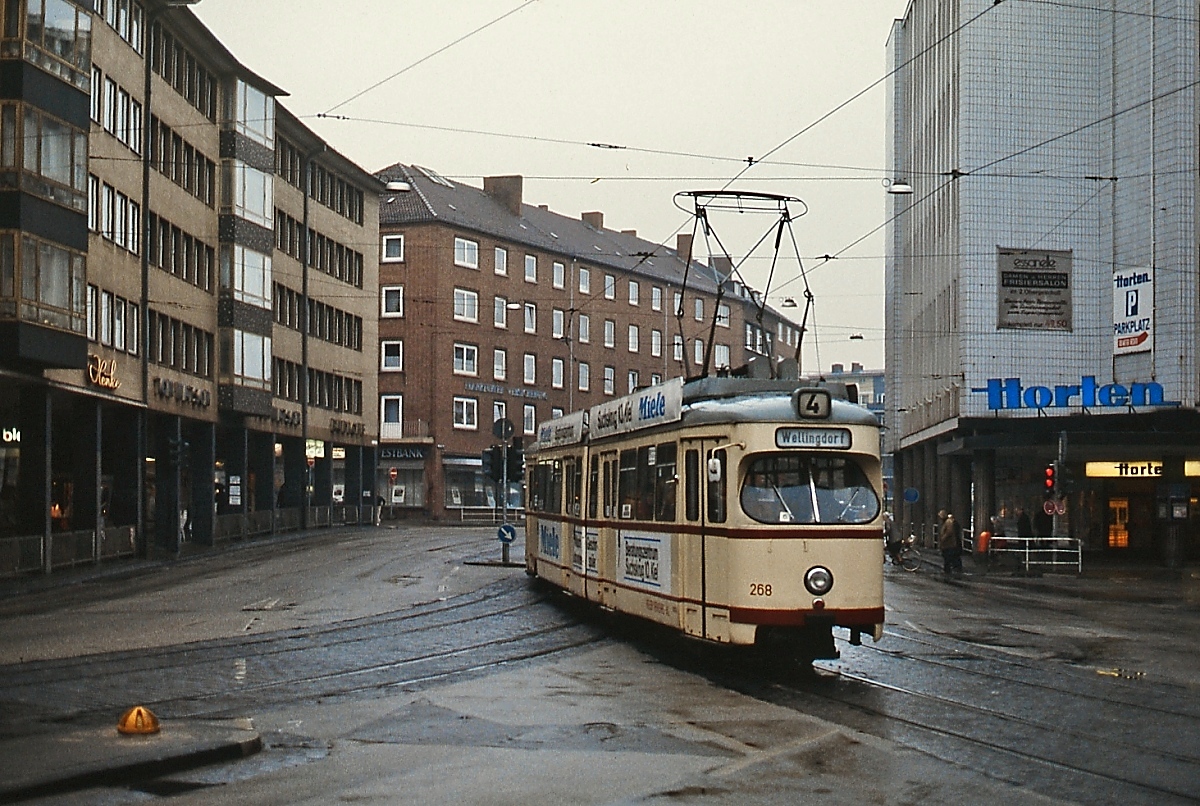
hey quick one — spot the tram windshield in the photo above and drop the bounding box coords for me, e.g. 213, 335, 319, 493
740, 453, 879, 525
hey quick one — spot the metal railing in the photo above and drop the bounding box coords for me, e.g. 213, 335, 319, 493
0, 525, 138, 578
987, 535, 1082, 574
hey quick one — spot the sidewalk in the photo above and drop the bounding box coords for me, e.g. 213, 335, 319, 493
0, 719, 261, 802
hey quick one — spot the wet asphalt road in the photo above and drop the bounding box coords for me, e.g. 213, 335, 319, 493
0, 525, 1197, 804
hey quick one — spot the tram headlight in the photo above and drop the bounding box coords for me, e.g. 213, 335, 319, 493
804, 566, 834, 596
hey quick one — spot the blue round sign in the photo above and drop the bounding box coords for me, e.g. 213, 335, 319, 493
497, 523, 517, 544
902, 487, 920, 504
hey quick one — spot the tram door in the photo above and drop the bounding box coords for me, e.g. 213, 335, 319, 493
682, 441, 728, 640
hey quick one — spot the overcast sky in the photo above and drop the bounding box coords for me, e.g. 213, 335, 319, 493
193, 1, 910, 372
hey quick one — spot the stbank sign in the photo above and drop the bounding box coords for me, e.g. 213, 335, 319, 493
973, 376, 1180, 411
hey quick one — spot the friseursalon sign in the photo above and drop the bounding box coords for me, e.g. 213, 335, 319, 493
972, 377, 1179, 411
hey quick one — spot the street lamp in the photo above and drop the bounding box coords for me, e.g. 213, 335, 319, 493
886, 179, 914, 195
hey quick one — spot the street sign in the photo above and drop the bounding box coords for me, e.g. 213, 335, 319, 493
1043, 500, 1057, 516
493, 418, 515, 441
497, 523, 517, 544
388, 466, 398, 482
903, 487, 920, 504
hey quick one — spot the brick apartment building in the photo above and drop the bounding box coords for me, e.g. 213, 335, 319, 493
374, 166, 802, 520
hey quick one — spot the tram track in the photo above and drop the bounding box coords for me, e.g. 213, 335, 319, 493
747, 630, 1200, 805
0, 575, 603, 732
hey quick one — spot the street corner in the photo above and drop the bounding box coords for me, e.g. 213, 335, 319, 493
0, 718, 261, 801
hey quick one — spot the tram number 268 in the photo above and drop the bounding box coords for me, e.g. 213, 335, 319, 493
749, 583, 773, 597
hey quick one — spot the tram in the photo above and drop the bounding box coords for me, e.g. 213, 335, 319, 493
524, 375, 885, 661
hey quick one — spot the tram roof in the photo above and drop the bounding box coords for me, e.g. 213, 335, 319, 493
680, 378, 880, 428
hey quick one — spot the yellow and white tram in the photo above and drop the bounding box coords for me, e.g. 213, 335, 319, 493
525, 376, 885, 661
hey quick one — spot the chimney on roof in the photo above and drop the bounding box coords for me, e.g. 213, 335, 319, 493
852, 362, 863, 373
621, 229, 636, 237
582, 211, 604, 230
676, 233, 694, 261
831, 363, 844, 374
484, 175, 523, 216
712, 255, 733, 276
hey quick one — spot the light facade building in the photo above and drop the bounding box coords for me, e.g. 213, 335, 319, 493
885, 0, 1198, 560
0, 0, 379, 572
375, 168, 795, 520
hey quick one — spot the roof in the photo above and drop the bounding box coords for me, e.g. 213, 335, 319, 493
376, 163, 723, 293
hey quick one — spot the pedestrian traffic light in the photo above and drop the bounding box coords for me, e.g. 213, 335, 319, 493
507, 438, 525, 480
1044, 462, 1056, 496
481, 446, 503, 483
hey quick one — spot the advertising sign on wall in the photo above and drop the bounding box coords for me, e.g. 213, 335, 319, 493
1112, 267, 1153, 356
997, 248, 1072, 331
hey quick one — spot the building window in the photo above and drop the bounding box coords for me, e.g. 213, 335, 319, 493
232, 80, 275, 147
523, 404, 536, 435
380, 395, 403, 440
628, 324, 639, 353
553, 261, 565, 289
100, 290, 113, 345
231, 330, 272, 390
579, 267, 590, 294
628, 280, 639, 306
651, 329, 662, 357
453, 397, 478, 430
523, 352, 536, 384
493, 348, 507, 380
86, 284, 98, 341
552, 308, 565, 339
382, 234, 404, 262
673, 334, 683, 361
453, 343, 478, 376
222, 244, 272, 310
381, 285, 404, 317
551, 407, 564, 419
578, 314, 590, 343
603, 319, 615, 348
453, 288, 479, 322
694, 298, 704, 321
494, 246, 507, 275
578, 362, 590, 392
227, 160, 273, 228
651, 373, 662, 385
714, 343, 730, 369
717, 303, 730, 327
628, 370, 639, 394
552, 357, 564, 389
381, 340, 403, 371
603, 366, 615, 395
604, 273, 615, 299
454, 237, 479, 268
524, 302, 536, 334
493, 400, 507, 424
652, 286, 662, 311
694, 338, 704, 365
524, 254, 537, 283
494, 296, 508, 328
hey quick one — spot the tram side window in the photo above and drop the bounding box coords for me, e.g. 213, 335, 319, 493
685, 449, 700, 521
588, 454, 599, 519
565, 455, 582, 516
530, 460, 564, 514
618, 449, 638, 518
603, 456, 615, 518
653, 443, 677, 522
548, 460, 563, 514
707, 448, 727, 523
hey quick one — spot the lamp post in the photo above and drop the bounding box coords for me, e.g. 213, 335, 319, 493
138, 0, 201, 556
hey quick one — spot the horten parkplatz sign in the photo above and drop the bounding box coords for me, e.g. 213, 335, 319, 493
972, 376, 1179, 411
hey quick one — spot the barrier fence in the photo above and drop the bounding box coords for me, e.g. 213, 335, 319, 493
986, 535, 1083, 574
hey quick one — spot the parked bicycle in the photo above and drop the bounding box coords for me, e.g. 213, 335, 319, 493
893, 532, 922, 571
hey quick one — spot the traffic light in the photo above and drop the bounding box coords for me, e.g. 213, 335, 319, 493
506, 438, 525, 480
481, 446, 503, 483
1044, 462, 1056, 497
168, 435, 190, 465
1059, 463, 1074, 494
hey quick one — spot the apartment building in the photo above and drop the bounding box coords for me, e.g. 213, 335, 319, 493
0, 0, 379, 573
375, 167, 795, 520
885, 0, 1198, 562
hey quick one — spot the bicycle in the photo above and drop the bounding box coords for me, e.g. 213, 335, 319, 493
895, 533, 922, 571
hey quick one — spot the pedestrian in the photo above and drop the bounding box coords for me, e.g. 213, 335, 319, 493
1016, 507, 1033, 539
375, 494, 384, 527
883, 512, 902, 565
938, 509, 963, 578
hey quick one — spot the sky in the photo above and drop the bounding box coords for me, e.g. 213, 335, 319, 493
193, 1, 911, 372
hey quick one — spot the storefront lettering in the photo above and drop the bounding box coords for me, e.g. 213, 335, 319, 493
152, 377, 211, 408
380, 446, 426, 460
87, 355, 121, 391
330, 418, 366, 437
2, 427, 18, 443
973, 377, 1179, 411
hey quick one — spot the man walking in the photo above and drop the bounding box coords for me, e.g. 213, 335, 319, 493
938, 509, 963, 579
